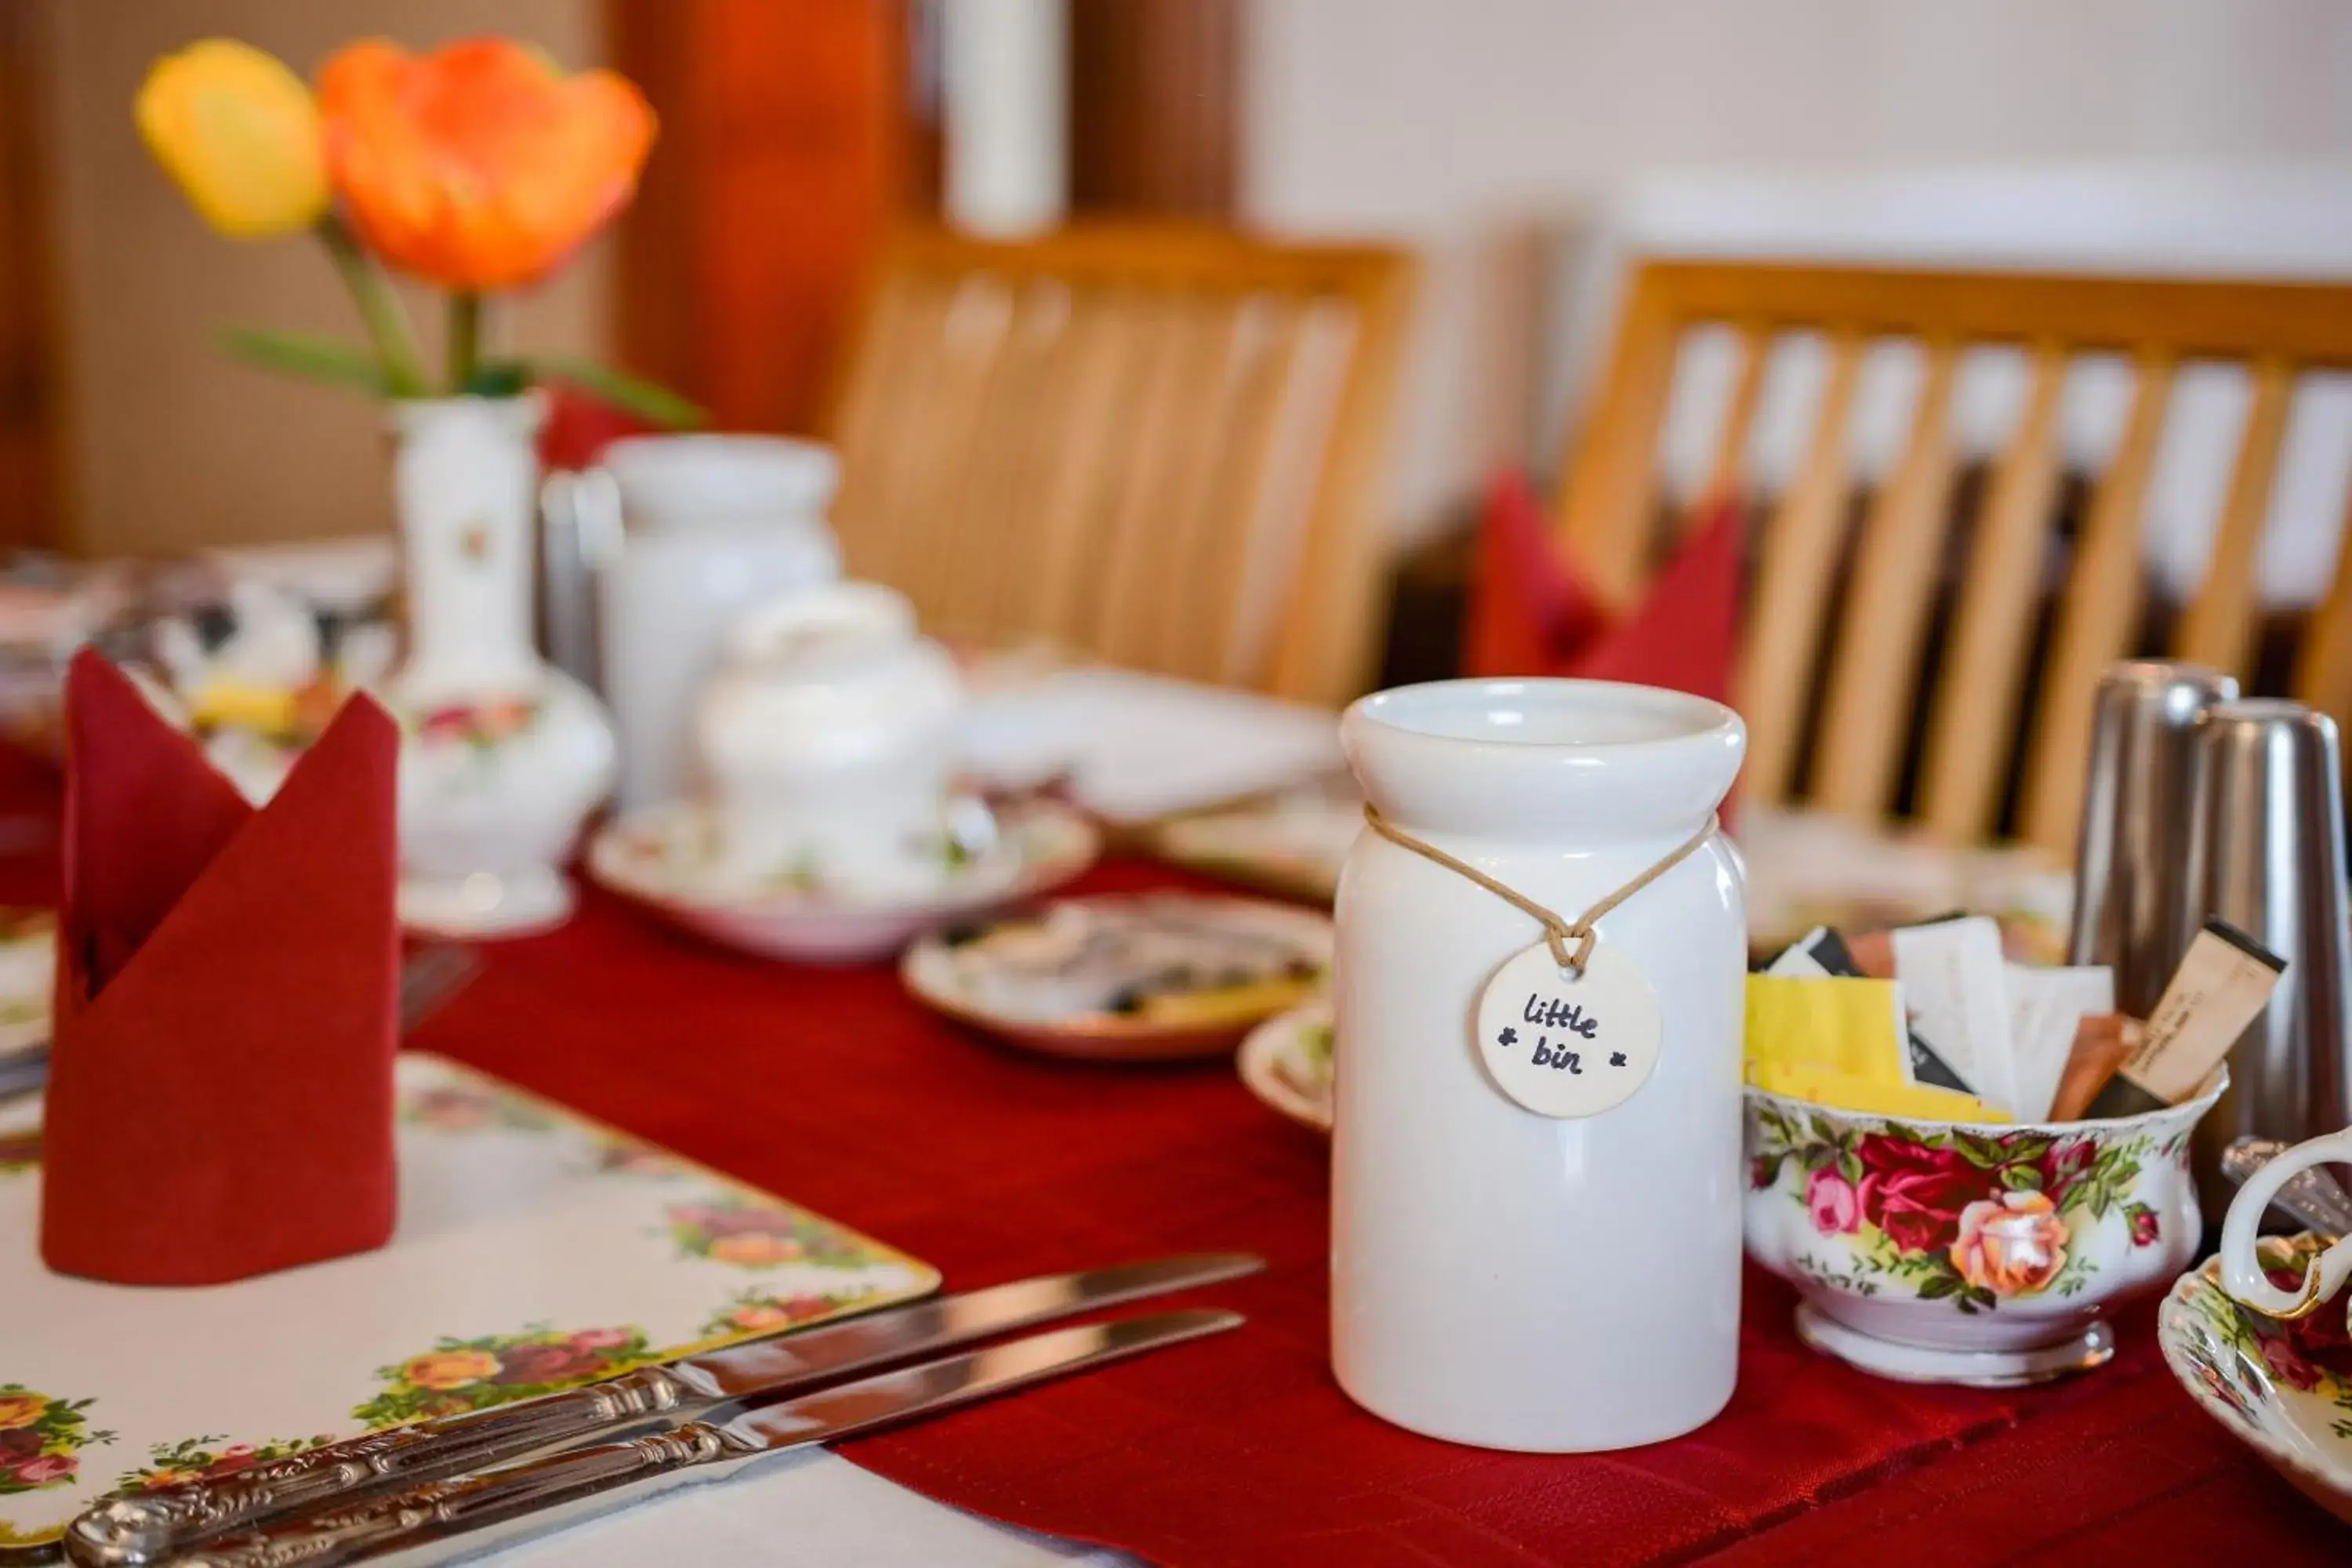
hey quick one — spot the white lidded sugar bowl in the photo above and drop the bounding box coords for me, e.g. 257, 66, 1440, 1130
695, 581, 964, 898
1332, 677, 1748, 1451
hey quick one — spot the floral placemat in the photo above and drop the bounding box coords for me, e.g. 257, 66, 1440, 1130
0, 1052, 936, 1553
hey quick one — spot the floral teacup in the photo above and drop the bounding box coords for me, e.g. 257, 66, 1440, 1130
2218, 1125, 2352, 1326
1744, 1079, 2224, 1386
2162, 1232, 2352, 1524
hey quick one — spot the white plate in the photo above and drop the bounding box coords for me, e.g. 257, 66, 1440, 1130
1237, 1000, 1334, 1131
586, 800, 1099, 964
901, 895, 1330, 1062
957, 666, 1343, 825
2158, 1234, 2352, 1524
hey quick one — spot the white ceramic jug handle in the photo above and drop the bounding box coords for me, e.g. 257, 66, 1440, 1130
572, 466, 626, 568
2219, 1128, 2352, 1318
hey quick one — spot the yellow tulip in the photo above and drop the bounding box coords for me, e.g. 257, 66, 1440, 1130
136, 39, 330, 239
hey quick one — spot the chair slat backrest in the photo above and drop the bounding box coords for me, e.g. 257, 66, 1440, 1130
1554, 260, 2352, 854
824, 226, 1415, 705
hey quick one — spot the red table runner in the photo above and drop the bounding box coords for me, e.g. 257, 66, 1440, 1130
411, 863, 2341, 1566
4, 737, 2340, 1565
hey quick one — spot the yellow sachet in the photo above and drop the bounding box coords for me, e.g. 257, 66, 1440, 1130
1748, 1059, 2009, 1123
1743, 973, 1911, 1087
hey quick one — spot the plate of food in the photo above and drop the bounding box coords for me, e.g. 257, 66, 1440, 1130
900, 893, 1330, 1061
1237, 1000, 1333, 1131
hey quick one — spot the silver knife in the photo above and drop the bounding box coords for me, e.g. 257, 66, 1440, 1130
71, 1252, 1260, 1566
162, 1309, 1240, 1568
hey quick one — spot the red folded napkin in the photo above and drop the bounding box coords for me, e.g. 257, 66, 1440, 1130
40, 651, 401, 1285
1464, 470, 1743, 705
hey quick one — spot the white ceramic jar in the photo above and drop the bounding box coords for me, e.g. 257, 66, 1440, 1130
1333, 678, 1748, 1451
589, 434, 844, 811
696, 582, 963, 895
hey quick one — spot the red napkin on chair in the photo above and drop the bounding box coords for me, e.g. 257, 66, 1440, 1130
1464, 470, 1743, 705
538, 383, 655, 473
40, 651, 401, 1285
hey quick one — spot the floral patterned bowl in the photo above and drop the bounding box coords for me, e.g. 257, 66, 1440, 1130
2159, 1234, 2352, 1523
1743, 1078, 2224, 1386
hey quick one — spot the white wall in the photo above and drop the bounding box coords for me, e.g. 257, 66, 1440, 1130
1242, 0, 2352, 546
35, 0, 613, 557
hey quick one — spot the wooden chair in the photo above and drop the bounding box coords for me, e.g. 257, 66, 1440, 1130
822, 225, 1416, 706
1552, 260, 2352, 855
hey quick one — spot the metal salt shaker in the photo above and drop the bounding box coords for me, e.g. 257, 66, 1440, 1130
2179, 699, 2352, 1212
2067, 660, 2238, 1017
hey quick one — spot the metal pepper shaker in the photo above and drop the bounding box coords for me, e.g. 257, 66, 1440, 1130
2178, 699, 2352, 1210
2067, 660, 2238, 1017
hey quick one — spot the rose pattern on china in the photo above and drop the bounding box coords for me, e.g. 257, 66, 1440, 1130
1805, 1167, 1860, 1235
698, 1287, 872, 1338
2174, 1236, 2352, 1443
111, 1434, 336, 1494
398, 1083, 558, 1134
663, 1200, 880, 1272
414, 697, 542, 753
1749, 1100, 2159, 1312
1950, 1191, 2069, 1296
353, 1324, 652, 1427
0, 1387, 112, 1497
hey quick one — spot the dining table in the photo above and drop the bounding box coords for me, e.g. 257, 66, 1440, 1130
0, 739, 2342, 1568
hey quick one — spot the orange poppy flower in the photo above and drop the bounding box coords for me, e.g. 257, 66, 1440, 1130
317, 38, 654, 291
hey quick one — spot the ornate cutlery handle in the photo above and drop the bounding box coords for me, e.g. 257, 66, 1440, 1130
169, 1425, 730, 1568
67, 1368, 687, 1566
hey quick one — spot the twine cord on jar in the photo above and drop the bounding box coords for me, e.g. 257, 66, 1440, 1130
1361, 807, 1721, 976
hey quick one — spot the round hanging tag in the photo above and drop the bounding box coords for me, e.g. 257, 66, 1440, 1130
1475, 936, 1663, 1118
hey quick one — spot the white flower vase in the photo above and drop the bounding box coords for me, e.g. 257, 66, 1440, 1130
384, 396, 616, 938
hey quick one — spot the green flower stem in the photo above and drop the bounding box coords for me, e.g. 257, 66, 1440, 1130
448, 292, 484, 392
315, 215, 427, 397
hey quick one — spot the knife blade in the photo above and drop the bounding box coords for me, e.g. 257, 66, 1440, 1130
70, 1251, 1261, 1566
165, 1309, 1242, 1568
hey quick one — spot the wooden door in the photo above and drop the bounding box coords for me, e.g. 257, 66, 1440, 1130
608, 0, 927, 435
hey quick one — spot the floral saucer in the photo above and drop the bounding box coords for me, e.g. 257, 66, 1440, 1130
1238, 1001, 1333, 1131
901, 894, 1331, 1062
586, 799, 1098, 964
2160, 1235, 2352, 1523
